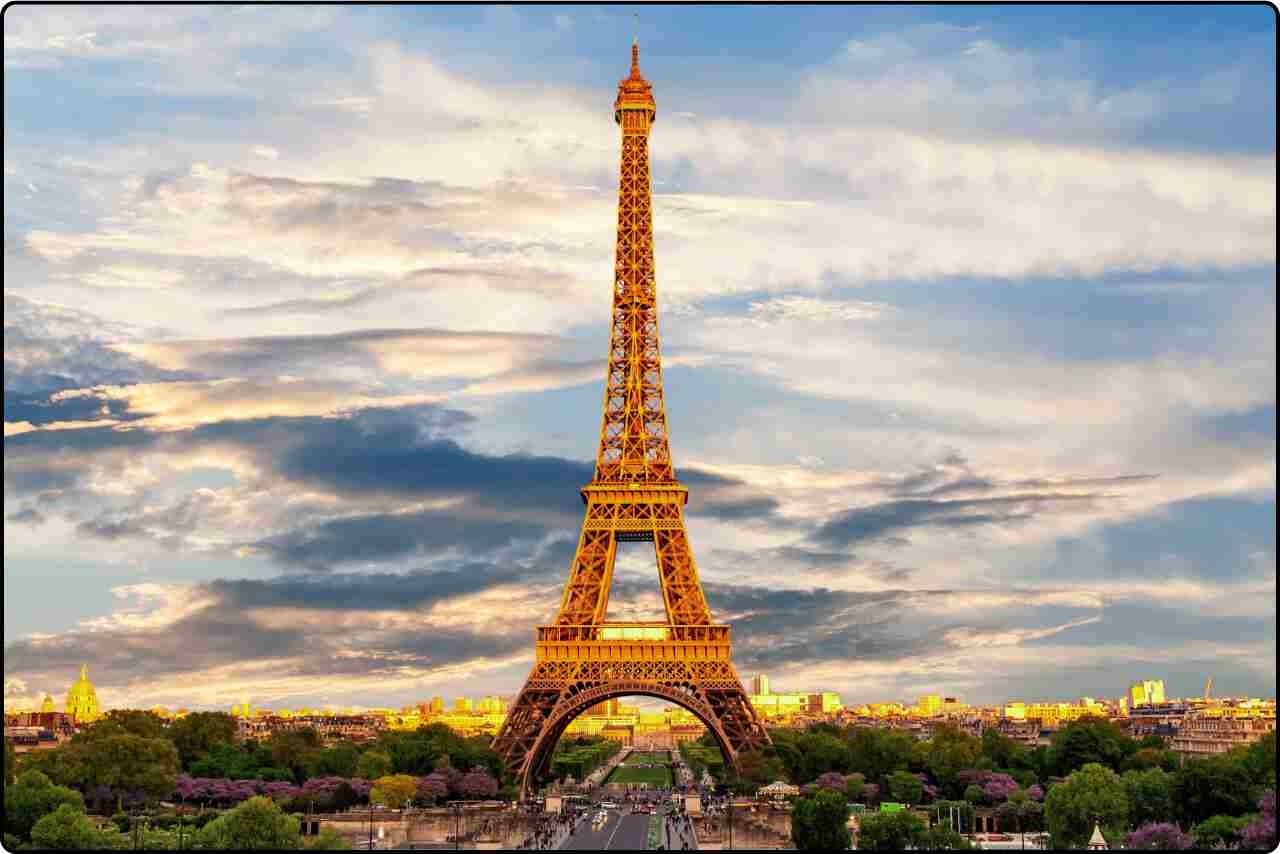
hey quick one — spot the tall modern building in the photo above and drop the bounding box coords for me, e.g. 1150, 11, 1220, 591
1131, 679, 1166, 706
752, 674, 770, 696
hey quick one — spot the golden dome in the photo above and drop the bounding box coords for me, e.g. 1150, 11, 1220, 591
65, 664, 100, 723
40, 694, 56, 713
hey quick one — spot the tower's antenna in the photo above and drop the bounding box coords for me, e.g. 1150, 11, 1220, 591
633, 11, 639, 46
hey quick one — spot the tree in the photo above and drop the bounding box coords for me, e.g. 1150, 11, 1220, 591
416, 773, 449, 805
195, 794, 304, 849
168, 711, 237, 770
1124, 821, 1194, 849
918, 823, 973, 850
856, 809, 927, 850
924, 727, 982, 799
1239, 733, 1277, 791
77, 734, 179, 811
355, 750, 394, 781
1125, 746, 1179, 773
1048, 718, 1129, 777
795, 732, 850, 781
370, 774, 418, 809
816, 771, 848, 791
76, 709, 168, 742
844, 773, 865, 802
3, 770, 85, 841
1192, 814, 1249, 849
4, 738, 16, 787
457, 767, 498, 799
887, 770, 923, 804
307, 827, 353, 849
1044, 763, 1128, 849
963, 784, 984, 805
981, 728, 1025, 771
1122, 767, 1174, 827
1173, 754, 1256, 825
1239, 790, 1277, 851
997, 790, 1045, 836
846, 727, 915, 783
30, 803, 113, 850
737, 749, 787, 787
791, 788, 851, 851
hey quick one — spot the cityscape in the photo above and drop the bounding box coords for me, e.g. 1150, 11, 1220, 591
3, 4, 1276, 852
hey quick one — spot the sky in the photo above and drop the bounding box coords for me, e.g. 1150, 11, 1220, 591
2, 4, 1275, 715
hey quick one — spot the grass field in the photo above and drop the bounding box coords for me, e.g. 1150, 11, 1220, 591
622, 751, 671, 766
605, 764, 674, 787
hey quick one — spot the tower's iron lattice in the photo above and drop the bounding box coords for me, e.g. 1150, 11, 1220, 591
491, 42, 770, 798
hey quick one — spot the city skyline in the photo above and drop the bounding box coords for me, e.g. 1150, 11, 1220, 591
4, 6, 1276, 715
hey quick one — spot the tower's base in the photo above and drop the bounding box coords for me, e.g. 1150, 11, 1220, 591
491, 623, 770, 798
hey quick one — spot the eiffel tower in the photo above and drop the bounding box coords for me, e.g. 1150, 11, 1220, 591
492, 40, 770, 798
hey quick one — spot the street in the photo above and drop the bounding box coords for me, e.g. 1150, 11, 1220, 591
562, 810, 651, 850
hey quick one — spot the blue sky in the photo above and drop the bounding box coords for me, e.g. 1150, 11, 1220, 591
3, 4, 1275, 714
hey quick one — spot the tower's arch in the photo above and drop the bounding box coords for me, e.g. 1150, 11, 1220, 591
522, 684, 738, 800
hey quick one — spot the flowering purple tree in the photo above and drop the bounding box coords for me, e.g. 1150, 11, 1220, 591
815, 772, 847, 791
1024, 784, 1044, 802
1240, 790, 1277, 850
983, 774, 1019, 804
457, 768, 498, 799
260, 781, 300, 801
417, 774, 449, 805
349, 778, 373, 799
1124, 822, 1194, 850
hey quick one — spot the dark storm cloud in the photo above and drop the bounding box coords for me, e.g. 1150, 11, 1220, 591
811, 493, 1105, 549
249, 513, 552, 571
2, 554, 556, 689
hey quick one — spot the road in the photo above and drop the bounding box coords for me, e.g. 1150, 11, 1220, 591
562, 810, 651, 850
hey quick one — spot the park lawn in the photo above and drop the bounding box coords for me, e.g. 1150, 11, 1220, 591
622, 751, 670, 766
606, 765, 674, 787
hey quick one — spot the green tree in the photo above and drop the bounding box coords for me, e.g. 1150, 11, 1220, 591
887, 770, 924, 804
1238, 732, 1277, 790
1192, 814, 1250, 849
1044, 762, 1129, 849
1124, 746, 1179, 773
78, 734, 179, 810
370, 774, 417, 810
1172, 752, 1254, 829
307, 827, 353, 849
846, 727, 915, 783
790, 788, 851, 851
3, 770, 85, 841
1173, 754, 1256, 825
981, 728, 1025, 771
996, 792, 1045, 836
269, 729, 322, 782
963, 784, 984, 805
924, 726, 982, 799
795, 732, 850, 781
19, 743, 86, 789
30, 803, 113, 850
845, 773, 865, 802
195, 794, 303, 849
1048, 718, 1130, 777
918, 823, 973, 850
169, 711, 237, 770
76, 709, 168, 742
3, 738, 16, 787
355, 750, 394, 781
737, 749, 787, 787
1122, 767, 1174, 827
857, 809, 927, 850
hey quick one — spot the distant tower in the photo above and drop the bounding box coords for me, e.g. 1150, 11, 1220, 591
64, 664, 100, 723
1204, 677, 1213, 700
39, 694, 56, 713
752, 674, 770, 696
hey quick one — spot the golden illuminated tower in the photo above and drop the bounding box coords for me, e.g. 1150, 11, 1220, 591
492, 41, 769, 797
